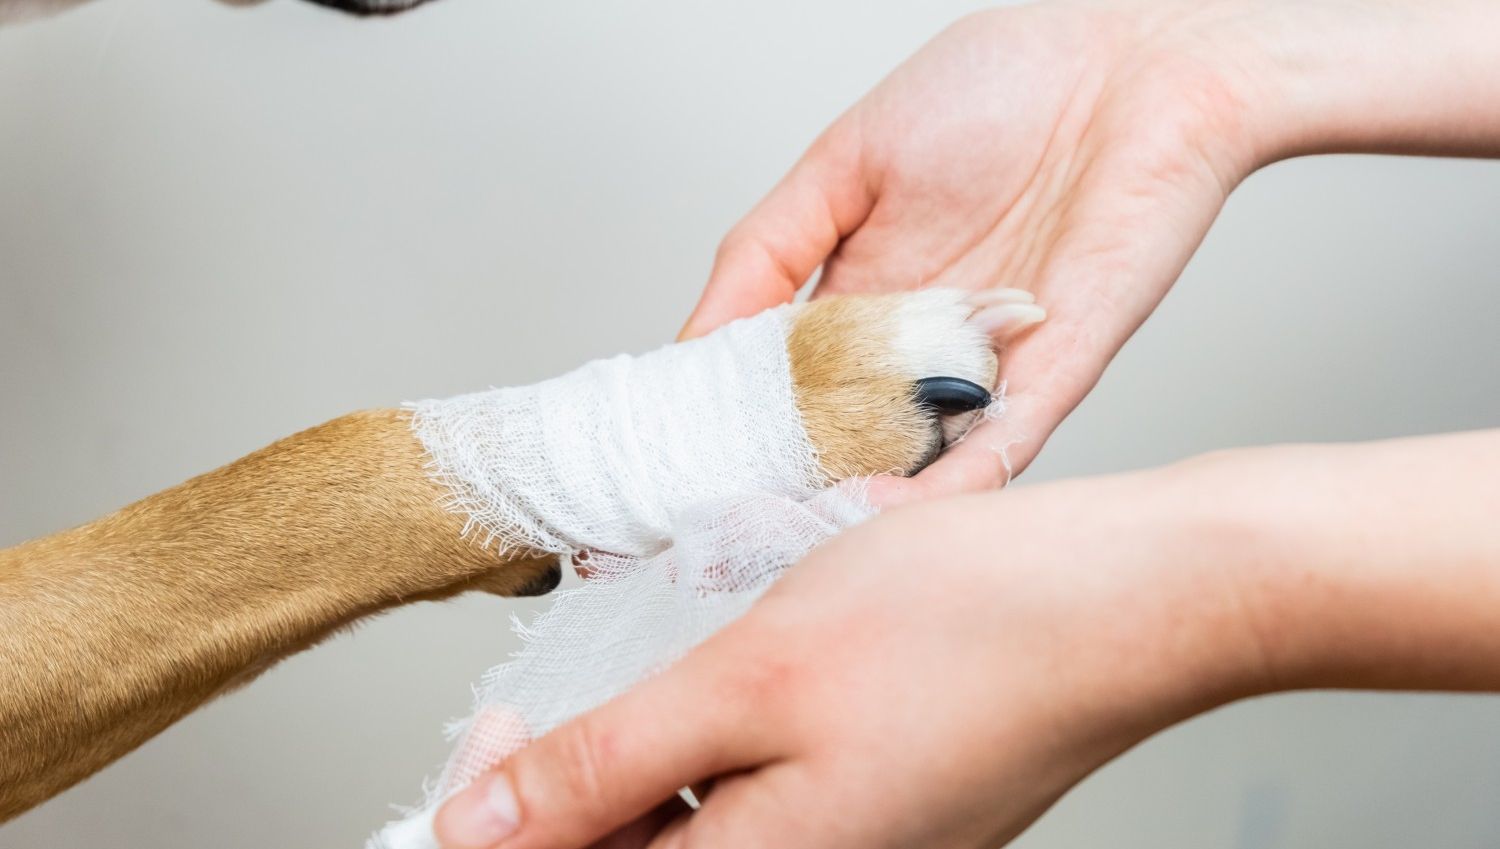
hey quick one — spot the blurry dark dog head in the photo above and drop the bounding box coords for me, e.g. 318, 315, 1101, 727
302, 0, 435, 13
0, 0, 442, 27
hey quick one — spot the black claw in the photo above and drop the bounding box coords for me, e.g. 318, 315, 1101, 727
913, 376, 992, 415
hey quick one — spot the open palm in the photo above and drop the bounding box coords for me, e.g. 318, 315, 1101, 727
683, 1, 1271, 501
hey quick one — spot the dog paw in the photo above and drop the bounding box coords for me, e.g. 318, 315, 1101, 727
787, 288, 1043, 480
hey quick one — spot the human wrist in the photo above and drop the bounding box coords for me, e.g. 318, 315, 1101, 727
1146, 442, 1404, 703
1183, 434, 1500, 697
1223, 0, 1500, 161
1097, 461, 1291, 714
1155, 433, 1500, 700
956, 466, 1287, 731
1100, 0, 1500, 168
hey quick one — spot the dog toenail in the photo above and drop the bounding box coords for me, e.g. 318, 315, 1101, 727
913, 376, 992, 415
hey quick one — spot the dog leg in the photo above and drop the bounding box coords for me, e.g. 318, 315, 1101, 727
0, 288, 1037, 821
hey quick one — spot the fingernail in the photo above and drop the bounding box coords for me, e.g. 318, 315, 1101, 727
437, 773, 520, 848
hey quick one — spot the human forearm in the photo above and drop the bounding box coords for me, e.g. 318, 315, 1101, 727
1212, 0, 1500, 161
952, 429, 1500, 731
916, 431, 1500, 780
1188, 430, 1500, 694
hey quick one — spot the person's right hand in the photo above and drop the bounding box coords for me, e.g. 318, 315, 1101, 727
434, 456, 1269, 849
680, 0, 1500, 505
432, 429, 1500, 849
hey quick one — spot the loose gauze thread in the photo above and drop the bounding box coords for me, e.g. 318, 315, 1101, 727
371, 308, 874, 849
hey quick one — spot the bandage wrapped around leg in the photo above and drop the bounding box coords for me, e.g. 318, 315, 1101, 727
370, 307, 874, 848
409, 307, 832, 558
369, 289, 1022, 848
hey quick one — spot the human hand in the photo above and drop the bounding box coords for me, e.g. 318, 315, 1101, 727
431, 460, 1275, 849
431, 428, 1500, 849
680, 0, 1500, 504
680, 1, 1278, 502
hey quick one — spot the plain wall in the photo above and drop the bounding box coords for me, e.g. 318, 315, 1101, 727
2, 1, 1499, 847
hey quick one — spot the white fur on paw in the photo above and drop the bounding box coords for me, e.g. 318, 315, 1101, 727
888, 289, 1000, 390
889, 288, 1043, 446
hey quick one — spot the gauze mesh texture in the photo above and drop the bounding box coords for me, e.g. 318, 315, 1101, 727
372, 308, 874, 849
406, 308, 827, 558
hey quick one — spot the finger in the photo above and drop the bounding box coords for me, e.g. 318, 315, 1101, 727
896, 398, 1056, 498
678, 126, 875, 340
645, 765, 828, 849
433, 627, 781, 849
639, 811, 690, 849
583, 797, 694, 849
863, 396, 1056, 507
681, 780, 713, 810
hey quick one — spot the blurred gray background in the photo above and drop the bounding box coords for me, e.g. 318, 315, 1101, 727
2, 1, 1499, 847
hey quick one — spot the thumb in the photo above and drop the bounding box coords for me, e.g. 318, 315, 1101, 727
433, 636, 776, 849
678, 125, 874, 340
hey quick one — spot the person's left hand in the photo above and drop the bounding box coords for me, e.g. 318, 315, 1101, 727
676, 2, 1284, 505
431, 461, 1273, 849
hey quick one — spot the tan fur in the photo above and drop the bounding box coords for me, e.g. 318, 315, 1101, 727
0, 294, 984, 821
0, 410, 560, 820
789, 295, 996, 479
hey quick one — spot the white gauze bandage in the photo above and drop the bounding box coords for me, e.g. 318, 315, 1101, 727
371, 307, 873, 849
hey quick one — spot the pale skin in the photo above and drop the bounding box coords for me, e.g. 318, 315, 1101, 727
435, 0, 1500, 847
